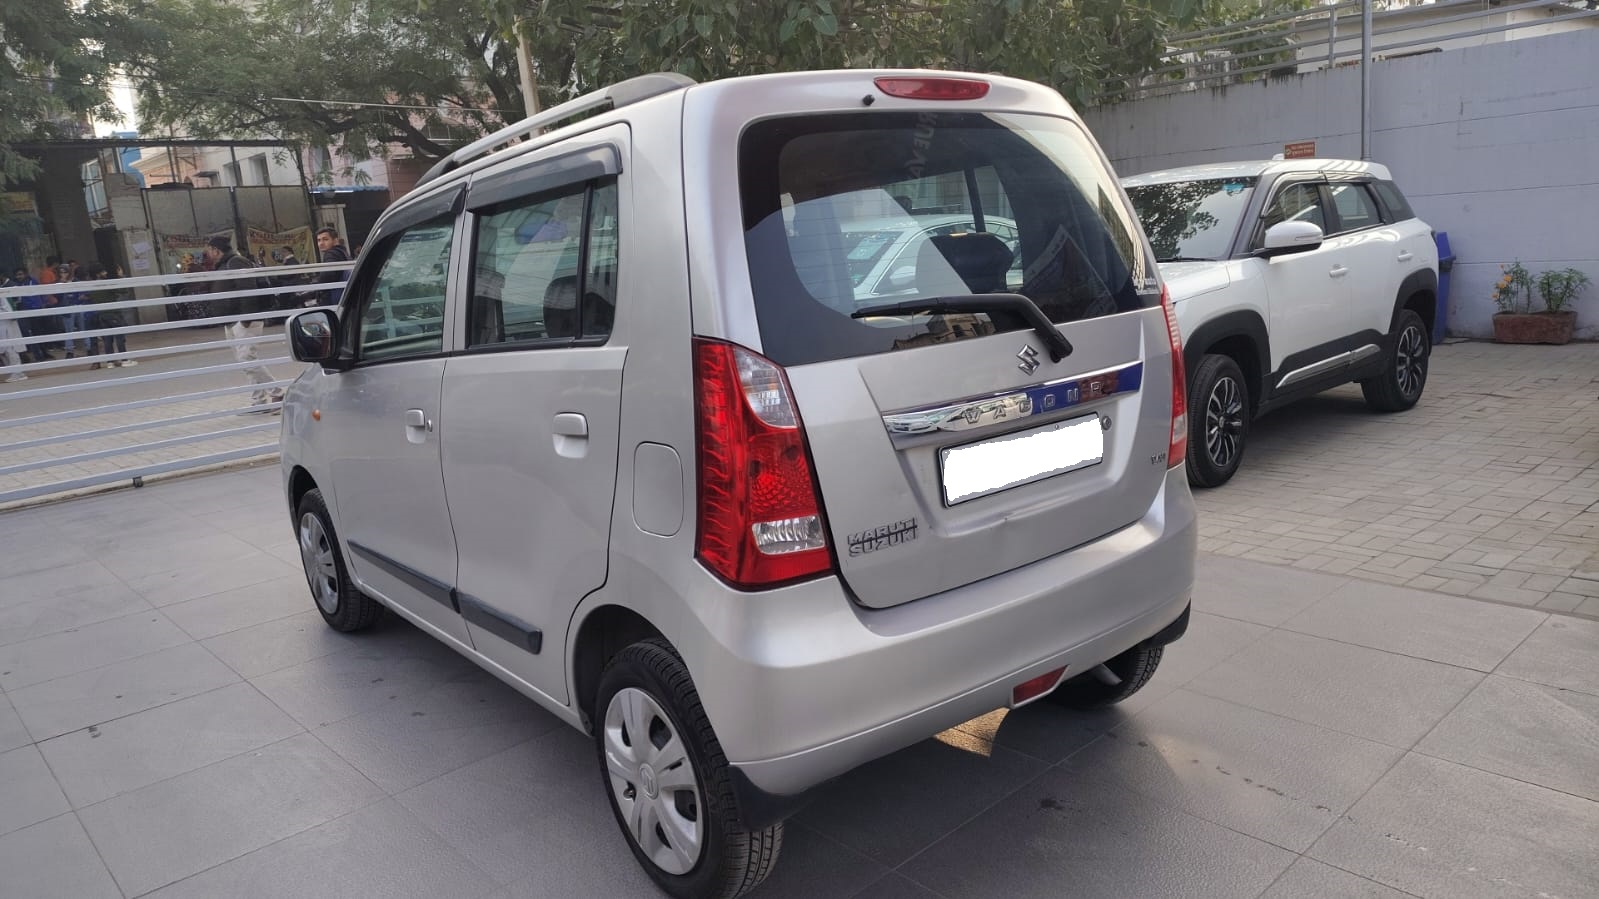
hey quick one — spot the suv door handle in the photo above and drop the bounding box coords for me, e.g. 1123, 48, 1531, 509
1329, 265, 1350, 278
1397, 251, 1414, 262
404, 408, 433, 444
553, 413, 589, 458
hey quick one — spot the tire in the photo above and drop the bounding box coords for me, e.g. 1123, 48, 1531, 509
1186, 354, 1250, 488
1362, 309, 1429, 412
1046, 643, 1164, 709
295, 488, 383, 633
595, 639, 781, 899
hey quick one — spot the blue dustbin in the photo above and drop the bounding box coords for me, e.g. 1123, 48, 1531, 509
1433, 231, 1454, 344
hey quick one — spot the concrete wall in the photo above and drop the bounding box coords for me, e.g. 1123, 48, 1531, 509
1083, 29, 1599, 339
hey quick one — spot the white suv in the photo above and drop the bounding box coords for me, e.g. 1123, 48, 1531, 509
281, 70, 1196, 898
1123, 160, 1439, 487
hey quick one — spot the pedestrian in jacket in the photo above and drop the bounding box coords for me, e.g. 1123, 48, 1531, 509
204, 236, 280, 410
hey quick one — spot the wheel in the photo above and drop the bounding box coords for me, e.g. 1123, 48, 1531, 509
1186, 354, 1250, 488
295, 488, 383, 632
1362, 309, 1429, 412
1046, 642, 1164, 709
595, 639, 781, 899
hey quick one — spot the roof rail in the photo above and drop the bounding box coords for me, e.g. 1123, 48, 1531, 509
415, 72, 697, 189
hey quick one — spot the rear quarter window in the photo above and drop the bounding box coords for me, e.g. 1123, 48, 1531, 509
739, 112, 1158, 366
1372, 180, 1416, 222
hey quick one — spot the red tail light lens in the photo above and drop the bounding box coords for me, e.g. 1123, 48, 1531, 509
1162, 286, 1188, 469
694, 339, 833, 589
874, 76, 990, 101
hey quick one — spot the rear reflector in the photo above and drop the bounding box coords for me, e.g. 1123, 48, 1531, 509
874, 76, 990, 101
1011, 666, 1068, 706
1162, 286, 1188, 469
694, 339, 834, 589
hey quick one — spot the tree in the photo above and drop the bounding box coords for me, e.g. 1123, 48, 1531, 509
1, 0, 119, 190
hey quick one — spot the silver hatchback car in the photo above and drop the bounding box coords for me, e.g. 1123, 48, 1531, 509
281, 69, 1197, 898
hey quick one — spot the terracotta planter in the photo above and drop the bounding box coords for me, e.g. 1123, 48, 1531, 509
1492, 311, 1576, 345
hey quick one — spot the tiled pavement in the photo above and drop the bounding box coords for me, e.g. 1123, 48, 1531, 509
2, 466, 1598, 898
1195, 339, 1599, 616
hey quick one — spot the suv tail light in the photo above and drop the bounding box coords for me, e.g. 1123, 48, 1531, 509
694, 339, 833, 589
1162, 286, 1188, 469
873, 76, 990, 101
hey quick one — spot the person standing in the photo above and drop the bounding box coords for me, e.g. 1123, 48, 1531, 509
3, 267, 48, 364
204, 236, 280, 410
1, 272, 29, 381
85, 263, 135, 368
311, 227, 350, 306
56, 264, 91, 360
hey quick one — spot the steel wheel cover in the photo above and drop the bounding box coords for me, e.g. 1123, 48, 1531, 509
298, 512, 340, 615
603, 687, 703, 875
1395, 325, 1427, 399
1204, 375, 1245, 468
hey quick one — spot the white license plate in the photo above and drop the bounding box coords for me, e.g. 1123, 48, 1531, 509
940, 415, 1104, 506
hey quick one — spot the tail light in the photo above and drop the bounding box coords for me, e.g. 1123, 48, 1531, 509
1162, 286, 1188, 469
694, 339, 833, 589
873, 76, 990, 101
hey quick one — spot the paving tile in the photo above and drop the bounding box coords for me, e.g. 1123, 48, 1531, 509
0, 559, 126, 611
795, 728, 1048, 866
1280, 580, 1545, 672
0, 814, 122, 899
0, 578, 152, 648
315, 670, 559, 794
1259, 858, 1412, 898
0, 609, 190, 691
202, 608, 363, 679
1415, 674, 1599, 802
95, 531, 261, 582
250, 626, 480, 730
852, 873, 944, 899
396, 729, 624, 886
77, 731, 386, 897
38, 681, 303, 808
1067, 689, 1404, 853
143, 799, 498, 899
7, 641, 240, 740
1191, 554, 1343, 627
1494, 616, 1599, 696
124, 550, 298, 607
0, 692, 33, 753
161, 575, 307, 640
1185, 630, 1482, 748
899, 763, 1294, 899
0, 745, 71, 836
1310, 754, 1599, 899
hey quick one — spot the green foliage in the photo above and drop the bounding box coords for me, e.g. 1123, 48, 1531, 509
1492, 261, 1535, 314
0, 0, 120, 189
1535, 267, 1590, 314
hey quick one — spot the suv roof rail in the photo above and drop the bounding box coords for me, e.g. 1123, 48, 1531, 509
415, 72, 697, 189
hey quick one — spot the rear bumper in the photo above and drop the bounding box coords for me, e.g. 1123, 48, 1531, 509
686, 465, 1197, 815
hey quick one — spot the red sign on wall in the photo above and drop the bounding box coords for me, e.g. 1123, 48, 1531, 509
1283, 140, 1317, 159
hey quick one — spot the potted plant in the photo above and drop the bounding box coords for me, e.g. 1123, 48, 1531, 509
1492, 262, 1586, 345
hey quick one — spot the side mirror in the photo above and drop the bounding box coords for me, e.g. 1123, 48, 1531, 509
287, 308, 341, 364
1256, 221, 1324, 258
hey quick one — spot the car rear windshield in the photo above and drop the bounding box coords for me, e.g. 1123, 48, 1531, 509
739, 112, 1159, 366
1125, 177, 1257, 262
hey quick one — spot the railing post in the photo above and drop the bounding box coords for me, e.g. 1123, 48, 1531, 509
1361, 0, 1373, 160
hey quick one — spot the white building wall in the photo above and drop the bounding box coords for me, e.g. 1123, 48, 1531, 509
1083, 29, 1599, 339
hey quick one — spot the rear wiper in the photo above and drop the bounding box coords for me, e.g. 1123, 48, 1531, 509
1157, 255, 1215, 263
851, 293, 1072, 362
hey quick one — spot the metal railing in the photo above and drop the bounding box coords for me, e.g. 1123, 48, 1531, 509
1094, 0, 1599, 103
0, 262, 351, 506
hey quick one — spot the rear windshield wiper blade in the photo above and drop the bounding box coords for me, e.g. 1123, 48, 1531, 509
1157, 255, 1215, 263
851, 293, 1072, 362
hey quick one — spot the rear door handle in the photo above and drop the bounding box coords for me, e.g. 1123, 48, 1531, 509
1329, 265, 1350, 278
404, 408, 432, 444
553, 413, 588, 437
553, 412, 589, 458
1397, 251, 1414, 262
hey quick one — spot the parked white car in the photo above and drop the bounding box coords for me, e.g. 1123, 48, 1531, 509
1123, 159, 1440, 487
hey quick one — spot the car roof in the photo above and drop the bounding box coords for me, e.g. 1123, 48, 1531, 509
1120, 158, 1393, 186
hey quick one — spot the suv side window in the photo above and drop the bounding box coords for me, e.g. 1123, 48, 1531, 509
1328, 183, 1382, 233
1371, 180, 1415, 222
1260, 182, 1327, 236
354, 217, 454, 362
468, 179, 618, 347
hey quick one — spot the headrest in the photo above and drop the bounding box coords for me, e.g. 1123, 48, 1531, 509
916, 232, 1015, 295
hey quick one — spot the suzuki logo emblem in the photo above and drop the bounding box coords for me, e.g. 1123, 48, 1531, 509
1016, 344, 1041, 375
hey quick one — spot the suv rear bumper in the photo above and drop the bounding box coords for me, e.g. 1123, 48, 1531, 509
685, 466, 1197, 818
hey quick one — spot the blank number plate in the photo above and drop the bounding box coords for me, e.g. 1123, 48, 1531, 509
940, 415, 1104, 506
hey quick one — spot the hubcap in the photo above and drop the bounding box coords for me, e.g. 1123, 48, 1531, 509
604, 687, 703, 876
298, 512, 340, 615
1204, 375, 1246, 468
1395, 325, 1427, 398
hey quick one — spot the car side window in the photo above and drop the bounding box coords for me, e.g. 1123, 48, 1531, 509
1260, 183, 1327, 236
1371, 180, 1415, 223
354, 217, 453, 363
468, 179, 618, 347
1328, 184, 1382, 233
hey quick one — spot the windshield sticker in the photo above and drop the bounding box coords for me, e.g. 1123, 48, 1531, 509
1223, 181, 1248, 195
